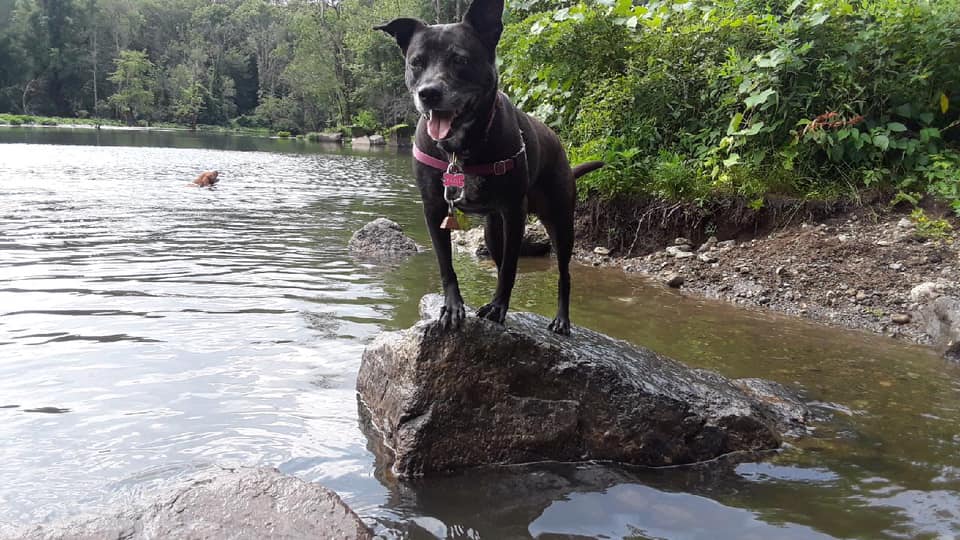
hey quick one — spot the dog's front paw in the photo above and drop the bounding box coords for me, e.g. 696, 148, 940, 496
476, 302, 508, 325
439, 302, 466, 330
548, 317, 571, 336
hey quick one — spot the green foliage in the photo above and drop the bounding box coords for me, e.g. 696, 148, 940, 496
500, 0, 960, 208
276, 130, 292, 138
910, 208, 954, 242
351, 109, 379, 132
0, 0, 456, 131
107, 50, 157, 124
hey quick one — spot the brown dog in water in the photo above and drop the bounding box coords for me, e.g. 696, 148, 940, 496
190, 170, 220, 187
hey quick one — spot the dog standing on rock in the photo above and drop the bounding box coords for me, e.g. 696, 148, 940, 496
377, 0, 602, 335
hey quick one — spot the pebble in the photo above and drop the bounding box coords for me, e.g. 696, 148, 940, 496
698, 253, 718, 263
891, 313, 912, 324
889, 262, 905, 271
674, 237, 691, 246
897, 218, 913, 229
665, 273, 685, 288
594, 247, 610, 256
666, 246, 694, 258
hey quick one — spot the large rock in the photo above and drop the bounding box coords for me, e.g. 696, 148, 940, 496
356, 295, 808, 477
348, 218, 420, 260
12, 467, 372, 540
451, 220, 552, 258
920, 295, 960, 361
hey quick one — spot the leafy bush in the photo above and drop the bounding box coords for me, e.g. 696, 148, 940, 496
352, 109, 379, 133
276, 131, 292, 138
500, 0, 960, 209
911, 208, 954, 241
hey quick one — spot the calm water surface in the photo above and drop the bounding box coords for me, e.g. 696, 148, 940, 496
1, 127, 959, 539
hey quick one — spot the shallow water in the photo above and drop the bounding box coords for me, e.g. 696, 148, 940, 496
1, 127, 959, 539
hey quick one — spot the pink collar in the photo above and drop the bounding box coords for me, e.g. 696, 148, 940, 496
413, 145, 518, 176
413, 93, 519, 177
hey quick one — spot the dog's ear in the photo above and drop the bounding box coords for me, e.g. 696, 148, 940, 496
374, 18, 427, 56
463, 0, 504, 58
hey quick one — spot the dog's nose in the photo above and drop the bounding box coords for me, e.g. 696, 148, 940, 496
417, 85, 443, 107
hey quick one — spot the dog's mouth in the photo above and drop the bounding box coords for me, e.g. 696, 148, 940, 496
426, 109, 459, 141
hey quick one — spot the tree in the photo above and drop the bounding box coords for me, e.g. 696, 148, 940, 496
107, 49, 156, 124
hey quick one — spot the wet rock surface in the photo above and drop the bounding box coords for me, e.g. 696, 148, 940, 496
12, 467, 372, 540
579, 210, 960, 350
357, 294, 808, 477
348, 217, 421, 260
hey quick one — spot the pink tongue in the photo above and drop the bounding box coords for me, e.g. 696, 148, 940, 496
427, 112, 454, 140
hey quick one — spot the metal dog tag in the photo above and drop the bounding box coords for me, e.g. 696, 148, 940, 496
443, 172, 465, 188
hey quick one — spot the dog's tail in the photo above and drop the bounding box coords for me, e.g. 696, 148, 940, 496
572, 161, 605, 179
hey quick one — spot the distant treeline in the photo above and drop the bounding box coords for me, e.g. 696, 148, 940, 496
0, 0, 472, 132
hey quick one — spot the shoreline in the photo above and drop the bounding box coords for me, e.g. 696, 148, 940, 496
575, 208, 959, 352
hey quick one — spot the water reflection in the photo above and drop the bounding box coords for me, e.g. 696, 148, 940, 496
1, 128, 959, 539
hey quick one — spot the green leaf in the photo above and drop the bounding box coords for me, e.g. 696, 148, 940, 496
919, 127, 941, 142
895, 104, 913, 118
745, 88, 776, 109
723, 153, 741, 168
727, 112, 744, 135
807, 12, 830, 26
873, 134, 890, 151
918, 112, 935, 125
740, 121, 765, 136
887, 122, 907, 132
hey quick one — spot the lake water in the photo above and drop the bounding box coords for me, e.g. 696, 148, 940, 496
1, 127, 959, 539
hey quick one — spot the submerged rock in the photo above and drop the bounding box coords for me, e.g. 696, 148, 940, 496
357, 294, 809, 477
14, 467, 372, 540
349, 218, 420, 259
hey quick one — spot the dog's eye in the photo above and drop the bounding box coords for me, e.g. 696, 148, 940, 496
409, 56, 425, 70
453, 54, 469, 65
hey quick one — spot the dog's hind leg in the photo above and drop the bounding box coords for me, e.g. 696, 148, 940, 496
483, 213, 505, 271
477, 206, 525, 325
544, 217, 573, 335
536, 196, 574, 335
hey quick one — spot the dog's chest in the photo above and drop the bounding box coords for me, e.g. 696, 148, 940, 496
454, 174, 500, 212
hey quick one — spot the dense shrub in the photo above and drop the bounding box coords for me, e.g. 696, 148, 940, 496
501, 0, 960, 214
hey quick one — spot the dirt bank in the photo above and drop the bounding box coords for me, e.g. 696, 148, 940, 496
576, 208, 960, 347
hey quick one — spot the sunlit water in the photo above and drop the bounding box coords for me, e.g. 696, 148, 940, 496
1, 127, 959, 539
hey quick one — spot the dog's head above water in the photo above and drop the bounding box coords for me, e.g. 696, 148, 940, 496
376, 0, 504, 152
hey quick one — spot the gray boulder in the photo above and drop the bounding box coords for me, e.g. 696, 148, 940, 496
451, 220, 552, 258
12, 467, 372, 540
348, 218, 420, 259
920, 295, 960, 361
356, 294, 809, 477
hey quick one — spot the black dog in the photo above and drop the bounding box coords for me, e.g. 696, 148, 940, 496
377, 0, 602, 335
